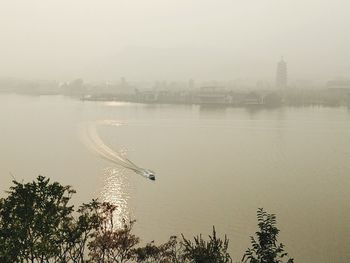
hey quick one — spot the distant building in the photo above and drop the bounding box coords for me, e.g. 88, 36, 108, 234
117, 77, 134, 95
244, 92, 264, 105
276, 58, 288, 89
327, 80, 350, 90
198, 87, 231, 104
326, 80, 350, 106
63, 78, 86, 96
138, 90, 159, 103
188, 79, 195, 90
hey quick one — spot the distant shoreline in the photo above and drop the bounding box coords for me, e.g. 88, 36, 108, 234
1, 88, 350, 109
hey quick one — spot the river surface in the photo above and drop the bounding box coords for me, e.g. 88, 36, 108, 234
0, 94, 349, 263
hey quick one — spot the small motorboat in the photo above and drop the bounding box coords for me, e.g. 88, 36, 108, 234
143, 169, 156, 180
133, 168, 156, 180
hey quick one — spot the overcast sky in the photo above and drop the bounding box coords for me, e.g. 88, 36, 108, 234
1, 0, 350, 82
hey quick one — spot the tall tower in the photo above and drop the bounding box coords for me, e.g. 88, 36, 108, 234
276, 57, 287, 88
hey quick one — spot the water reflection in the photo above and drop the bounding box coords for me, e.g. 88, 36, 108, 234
104, 101, 133, 107
99, 167, 131, 228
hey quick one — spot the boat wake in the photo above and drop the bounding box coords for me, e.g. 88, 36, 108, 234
79, 120, 155, 180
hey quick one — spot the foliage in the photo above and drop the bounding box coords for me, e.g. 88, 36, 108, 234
0, 176, 142, 263
181, 227, 232, 263
0, 175, 76, 262
134, 236, 180, 263
242, 208, 294, 263
88, 213, 139, 262
0, 177, 293, 263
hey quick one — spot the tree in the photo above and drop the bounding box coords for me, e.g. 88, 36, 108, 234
181, 227, 232, 263
0, 175, 77, 262
134, 236, 181, 263
88, 204, 140, 263
0, 176, 144, 263
242, 208, 293, 263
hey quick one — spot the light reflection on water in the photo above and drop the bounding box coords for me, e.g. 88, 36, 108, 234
99, 167, 131, 228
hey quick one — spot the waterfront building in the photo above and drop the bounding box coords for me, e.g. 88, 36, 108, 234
198, 87, 231, 104
327, 80, 350, 90
138, 90, 159, 103
244, 92, 264, 105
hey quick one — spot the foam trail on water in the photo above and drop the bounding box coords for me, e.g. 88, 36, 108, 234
79, 120, 147, 177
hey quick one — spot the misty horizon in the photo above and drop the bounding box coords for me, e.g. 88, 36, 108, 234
1, 0, 350, 82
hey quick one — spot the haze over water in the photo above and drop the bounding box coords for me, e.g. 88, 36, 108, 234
1, 0, 350, 82
0, 94, 349, 263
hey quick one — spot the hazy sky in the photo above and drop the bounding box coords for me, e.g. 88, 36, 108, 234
1, 0, 350, 82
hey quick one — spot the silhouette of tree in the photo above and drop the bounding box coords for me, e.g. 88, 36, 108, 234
242, 208, 293, 263
0, 176, 77, 262
181, 226, 232, 263
88, 213, 139, 262
0, 177, 294, 263
134, 236, 181, 263
0, 176, 139, 263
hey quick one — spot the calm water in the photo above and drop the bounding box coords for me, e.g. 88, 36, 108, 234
0, 94, 349, 263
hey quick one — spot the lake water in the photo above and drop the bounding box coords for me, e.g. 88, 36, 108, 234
0, 94, 349, 263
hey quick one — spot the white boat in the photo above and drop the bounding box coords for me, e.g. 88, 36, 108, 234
143, 169, 156, 180
134, 168, 156, 180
